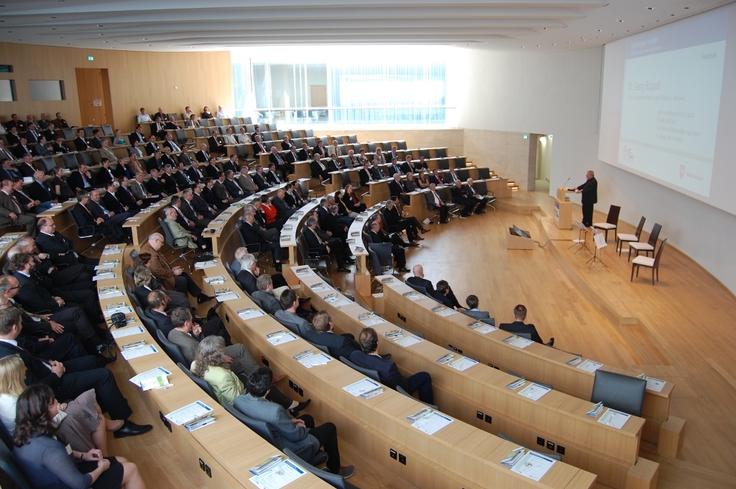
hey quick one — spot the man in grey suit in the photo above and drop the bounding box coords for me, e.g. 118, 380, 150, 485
0, 179, 37, 235
463, 295, 495, 325
236, 166, 258, 196
233, 367, 355, 479
251, 274, 282, 315
274, 289, 313, 337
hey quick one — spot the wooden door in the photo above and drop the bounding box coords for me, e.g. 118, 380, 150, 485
75, 68, 114, 126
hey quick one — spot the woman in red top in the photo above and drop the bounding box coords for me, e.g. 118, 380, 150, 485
260, 195, 282, 230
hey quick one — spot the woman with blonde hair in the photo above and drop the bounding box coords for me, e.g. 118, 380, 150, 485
0, 355, 122, 455
191, 336, 242, 405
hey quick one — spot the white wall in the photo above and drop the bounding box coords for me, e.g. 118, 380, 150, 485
458, 46, 736, 294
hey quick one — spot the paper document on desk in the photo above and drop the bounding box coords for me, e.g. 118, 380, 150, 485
597, 408, 631, 429
503, 336, 534, 349
98, 288, 125, 300
102, 246, 123, 255
449, 356, 478, 372
343, 378, 383, 398
129, 366, 172, 388
402, 291, 424, 301
294, 350, 332, 369
411, 411, 453, 435
510, 451, 556, 482
576, 359, 603, 373
431, 305, 456, 317
111, 325, 145, 339
120, 344, 158, 360
237, 308, 266, 320
165, 401, 213, 426
215, 292, 240, 302
637, 374, 666, 392
360, 315, 385, 327
103, 305, 132, 318
204, 275, 226, 285
518, 383, 551, 401
395, 335, 422, 348
249, 457, 305, 489
92, 272, 117, 282
266, 331, 297, 346
194, 260, 218, 269
468, 321, 496, 334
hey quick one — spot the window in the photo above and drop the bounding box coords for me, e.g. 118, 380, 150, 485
28, 80, 65, 101
0, 80, 15, 102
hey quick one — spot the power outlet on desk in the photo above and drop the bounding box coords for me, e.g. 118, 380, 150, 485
537, 437, 545, 447
476, 411, 484, 420
390, 449, 397, 460
488, 363, 500, 370
291, 382, 300, 394
557, 445, 565, 455
484, 414, 492, 424
198, 458, 212, 478
298, 386, 304, 396
397, 313, 406, 322
261, 356, 269, 367
398, 454, 406, 465
546, 441, 555, 451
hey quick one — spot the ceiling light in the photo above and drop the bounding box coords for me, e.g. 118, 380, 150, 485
543, 27, 547, 30
646, 7, 653, 11
51, 28, 56, 30
597, 29, 602, 32
618, 20, 623, 23
670, 14, 675, 17
684, 7, 690, 10
97, 24, 103, 27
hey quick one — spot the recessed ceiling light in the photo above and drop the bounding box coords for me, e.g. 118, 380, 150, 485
143, 38, 147, 40
646, 7, 653, 11
618, 19, 623, 23
51, 28, 56, 30
597, 29, 602, 32
543, 27, 547, 30
521, 46, 525, 49
147, 44, 152, 46
552, 43, 556, 46
683, 6, 690, 10
670, 13, 675, 16
536, 45, 540, 47
103, 41, 108, 43
50, 16, 56, 19
99, 33, 104, 36
97, 24, 103, 27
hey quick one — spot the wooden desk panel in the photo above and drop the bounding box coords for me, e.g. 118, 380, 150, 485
202, 265, 595, 489
377, 275, 673, 445
294, 268, 647, 488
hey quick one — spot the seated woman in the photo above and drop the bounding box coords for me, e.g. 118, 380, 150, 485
334, 190, 358, 219
343, 184, 366, 213
0, 355, 123, 456
51, 166, 76, 202
13, 384, 146, 489
191, 336, 310, 414
113, 129, 127, 146
416, 169, 430, 189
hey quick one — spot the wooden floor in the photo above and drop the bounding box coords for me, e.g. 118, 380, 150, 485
102, 189, 736, 489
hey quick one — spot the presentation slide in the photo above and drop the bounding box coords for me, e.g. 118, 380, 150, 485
599, 4, 736, 216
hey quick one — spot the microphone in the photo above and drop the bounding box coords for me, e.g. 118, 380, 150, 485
562, 176, 571, 190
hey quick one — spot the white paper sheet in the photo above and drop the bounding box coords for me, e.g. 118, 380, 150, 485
249, 458, 306, 489
395, 335, 423, 348
129, 366, 172, 387
449, 357, 479, 372
295, 352, 332, 368
411, 411, 453, 435
518, 383, 551, 401
103, 306, 133, 318
510, 451, 556, 481
576, 359, 603, 373
266, 331, 298, 346
215, 292, 241, 302
597, 408, 631, 429
111, 325, 145, 339
120, 344, 159, 360
165, 401, 213, 426
238, 308, 266, 320
343, 378, 382, 397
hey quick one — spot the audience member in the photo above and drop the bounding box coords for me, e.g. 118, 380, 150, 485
498, 304, 554, 346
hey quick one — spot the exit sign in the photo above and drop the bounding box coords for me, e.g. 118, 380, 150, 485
87, 56, 94, 61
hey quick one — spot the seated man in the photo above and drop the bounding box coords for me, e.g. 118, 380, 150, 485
71, 191, 125, 243
134, 267, 190, 311
350, 327, 434, 405
0, 307, 152, 439
425, 183, 449, 224
36, 217, 98, 271
233, 367, 354, 478
163, 206, 202, 250
407, 264, 462, 308
235, 253, 259, 295
365, 219, 409, 273
450, 180, 476, 218
463, 294, 495, 325
433, 280, 463, 310
310, 153, 330, 182
240, 212, 283, 272
302, 311, 359, 360
302, 216, 352, 273
140, 233, 213, 303
466, 178, 493, 214
499, 304, 553, 346
0, 180, 37, 236
251, 274, 283, 315
274, 289, 314, 337
383, 197, 426, 244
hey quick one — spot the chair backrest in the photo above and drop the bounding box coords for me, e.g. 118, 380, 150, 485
125, 283, 140, 309
283, 448, 353, 489
435, 147, 447, 157
366, 245, 381, 275
368, 242, 393, 268
177, 362, 217, 401
213, 118, 224, 127
367, 142, 377, 153
606, 205, 621, 225
347, 134, 358, 143
60, 127, 75, 139
61, 153, 79, 170
157, 217, 178, 249
633, 216, 646, 239
590, 370, 646, 417
339, 356, 381, 382
100, 124, 113, 136
156, 329, 188, 365
517, 331, 533, 340
647, 223, 662, 247
298, 179, 309, 198
477, 167, 490, 180
137, 306, 159, 337
0, 438, 33, 489
77, 150, 96, 166
436, 158, 449, 170
193, 128, 205, 138
405, 280, 429, 296
175, 129, 187, 142
221, 402, 277, 444
454, 156, 467, 168
82, 126, 95, 137
654, 238, 667, 265
396, 385, 438, 410
316, 271, 333, 287
124, 264, 135, 284
40, 157, 56, 173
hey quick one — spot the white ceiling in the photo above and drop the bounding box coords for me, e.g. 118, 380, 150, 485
0, 0, 733, 52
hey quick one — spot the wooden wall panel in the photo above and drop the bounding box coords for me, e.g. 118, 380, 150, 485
0, 42, 232, 133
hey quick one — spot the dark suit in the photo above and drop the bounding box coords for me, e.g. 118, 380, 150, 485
383, 206, 419, 241
252, 172, 271, 191
358, 168, 374, 186
129, 131, 145, 146
191, 192, 216, 218
203, 186, 228, 209
144, 177, 166, 196
115, 185, 141, 210
180, 198, 211, 227
0, 342, 133, 420
303, 226, 346, 268
251, 290, 282, 315
310, 159, 329, 180
240, 220, 282, 261
187, 165, 204, 184
36, 231, 98, 270
71, 202, 125, 243
67, 171, 93, 193
464, 310, 495, 325
406, 276, 434, 295
159, 172, 179, 194
425, 188, 449, 223
144, 307, 175, 337
498, 320, 544, 344
102, 191, 127, 214
576, 177, 598, 226
173, 170, 193, 189
349, 350, 433, 404
0, 167, 20, 181
224, 179, 244, 199
146, 156, 164, 173
366, 230, 406, 268
388, 179, 409, 204
145, 141, 159, 156
297, 148, 310, 161
451, 185, 475, 217
273, 310, 314, 337
236, 270, 258, 295
302, 330, 358, 359
285, 151, 301, 164
13, 144, 33, 159
73, 137, 90, 152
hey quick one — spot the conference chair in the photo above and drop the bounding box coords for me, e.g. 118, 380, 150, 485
629, 223, 662, 261
593, 204, 621, 242
436, 147, 448, 158
339, 356, 381, 383
158, 217, 195, 267
405, 280, 430, 297
40, 157, 57, 173
125, 283, 141, 309
177, 362, 218, 401
70, 203, 108, 250
631, 238, 667, 285
347, 134, 358, 144
224, 261, 237, 282
419, 148, 431, 159
77, 150, 97, 167
223, 403, 329, 467
296, 233, 328, 272
0, 440, 32, 489
157, 329, 187, 365
455, 156, 467, 168
616, 215, 646, 257
213, 118, 223, 127
284, 448, 358, 489
60, 127, 75, 139
477, 167, 491, 180
367, 242, 395, 276
136, 306, 159, 337
100, 124, 113, 136
303, 129, 314, 138
436, 158, 449, 170
61, 153, 79, 170
590, 369, 647, 417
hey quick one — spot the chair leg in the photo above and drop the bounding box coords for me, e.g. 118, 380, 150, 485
652, 267, 655, 285
631, 264, 636, 282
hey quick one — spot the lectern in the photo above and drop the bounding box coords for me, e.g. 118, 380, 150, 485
554, 187, 573, 230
